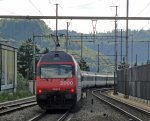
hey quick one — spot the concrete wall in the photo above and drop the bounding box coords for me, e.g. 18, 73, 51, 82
0, 43, 17, 93
117, 64, 150, 101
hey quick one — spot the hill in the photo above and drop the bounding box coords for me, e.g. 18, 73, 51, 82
2, 19, 150, 72
58, 29, 150, 66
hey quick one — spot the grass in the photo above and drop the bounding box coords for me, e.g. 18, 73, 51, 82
0, 90, 33, 103
0, 73, 33, 103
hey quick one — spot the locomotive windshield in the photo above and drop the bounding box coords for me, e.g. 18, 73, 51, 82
40, 64, 73, 78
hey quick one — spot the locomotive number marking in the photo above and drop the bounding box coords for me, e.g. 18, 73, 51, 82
60, 81, 73, 85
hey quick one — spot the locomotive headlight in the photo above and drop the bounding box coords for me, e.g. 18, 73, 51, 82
70, 88, 75, 93
37, 89, 42, 94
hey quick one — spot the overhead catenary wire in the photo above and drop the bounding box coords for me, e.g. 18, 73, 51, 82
29, 0, 56, 30
28, 0, 44, 15
128, 1, 150, 40
135, 1, 150, 16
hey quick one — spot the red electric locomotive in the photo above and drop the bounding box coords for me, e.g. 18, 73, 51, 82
36, 51, 81, 110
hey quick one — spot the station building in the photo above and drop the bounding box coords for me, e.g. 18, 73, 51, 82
0, 43, 17, 93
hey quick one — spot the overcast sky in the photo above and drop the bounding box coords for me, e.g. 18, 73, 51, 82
0, 0, 150, 33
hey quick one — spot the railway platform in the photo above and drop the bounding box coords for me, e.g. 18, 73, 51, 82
108, 91, 150, 112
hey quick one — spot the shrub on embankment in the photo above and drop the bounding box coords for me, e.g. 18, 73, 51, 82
0, 73, 33, 103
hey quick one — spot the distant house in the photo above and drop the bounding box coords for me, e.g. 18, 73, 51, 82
0, 42, 17, 93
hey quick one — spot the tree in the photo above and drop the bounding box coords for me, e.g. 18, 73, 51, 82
78, 58, 90, 71
17, 39, 40, 79
42, 47, 49, 54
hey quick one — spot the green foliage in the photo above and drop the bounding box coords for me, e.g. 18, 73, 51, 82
78, 58, 90, 71
16, 73, 32, 98
0, 91, 32, 103
17, 39, 40, 79
42, 47, 50, 54
17, 73, 29, 90
0, 73, 32, 103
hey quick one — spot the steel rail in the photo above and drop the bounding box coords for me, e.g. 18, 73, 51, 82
28, 110, 70, 121
92, 89, 143, 121
0, 100, 36, 110
0, 96, 36, 107
0, 101, 37, 116
101, 90, 150, 115
57, 111, 70, 121
28, 111, 46, 121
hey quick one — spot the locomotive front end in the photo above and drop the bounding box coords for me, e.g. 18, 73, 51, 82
36, 51, 81, 110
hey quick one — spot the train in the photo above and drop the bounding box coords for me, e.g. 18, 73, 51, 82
81, 71, 114, 89
36, 51, 114, 110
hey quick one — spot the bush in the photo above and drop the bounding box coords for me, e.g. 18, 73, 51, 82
0, 91, 33, 103
17, 73, 29, 90
0, 73, 33, 103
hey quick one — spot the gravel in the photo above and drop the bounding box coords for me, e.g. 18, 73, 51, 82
0, 105, 44, 121
70, 89, 130, 121
0, 89, 131, 121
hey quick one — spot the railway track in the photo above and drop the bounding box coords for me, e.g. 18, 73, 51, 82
0, 98, 37, 116
28, 110, 71, 121
92, 89, 150, 121
0, 96, 36, 107
0, 95, 73, 121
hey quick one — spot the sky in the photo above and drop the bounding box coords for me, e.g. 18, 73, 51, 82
0, 0, 150, 33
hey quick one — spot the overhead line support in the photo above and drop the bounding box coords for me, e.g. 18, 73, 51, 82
1, 15, 150, 20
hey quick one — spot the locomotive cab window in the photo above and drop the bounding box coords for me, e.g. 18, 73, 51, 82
40, 64, 73, 78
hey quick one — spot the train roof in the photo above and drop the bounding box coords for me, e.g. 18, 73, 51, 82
39, 51, 75, 62
81, 71, 114, 77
